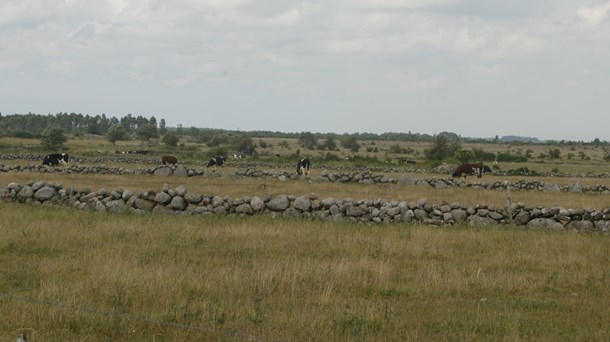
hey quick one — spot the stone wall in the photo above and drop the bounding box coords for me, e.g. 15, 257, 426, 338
2, 163, 610, 195
2, 181, 609, 232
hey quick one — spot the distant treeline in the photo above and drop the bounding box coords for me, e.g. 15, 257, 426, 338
0, 112, 164, 137
0, 112, 606, 146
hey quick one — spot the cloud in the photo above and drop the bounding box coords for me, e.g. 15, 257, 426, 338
578, 2, 610, 25
46, 60, 79, 73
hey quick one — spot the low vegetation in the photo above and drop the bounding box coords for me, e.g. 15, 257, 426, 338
1, 205, 609, 340
1, 120, 610, 340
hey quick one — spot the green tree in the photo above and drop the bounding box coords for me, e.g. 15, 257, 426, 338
159, 119, 167, 134
389, 144, 404, 154
41, 126, 67, 150
454, 149, 476, 163
298, 132, 317, 149
322, 137, 337, 151
548, 148, 561, 159
106, 124, 128, 145
233, 135, 256, 155
341, 135, 360, 152
136, 124, 159, 141
162, 133, 179, 147
424, 135, 461, 160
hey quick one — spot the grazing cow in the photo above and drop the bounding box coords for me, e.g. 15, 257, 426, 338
232, 153, 243, 159
135, 150, 148, 155
42, 153, 69, 166
296, 158, 310, 176
161, 155, 178, 165
115, 150, 125, 154
275, 153, 281, 158
452, 163, 484, 179
406, 160, 417, 165
207, 156, 225, 167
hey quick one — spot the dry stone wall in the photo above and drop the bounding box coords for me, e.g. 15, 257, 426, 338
2, 181, 609, 232
2, 163, 610, 195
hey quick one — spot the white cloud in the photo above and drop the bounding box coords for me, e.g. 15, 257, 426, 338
578, 2, 610, 25
265, 2, 319, 26
1, 0, 610, 140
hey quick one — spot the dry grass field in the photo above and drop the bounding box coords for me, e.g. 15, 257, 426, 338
1, 205, 610, 341
1, 135, 610, 340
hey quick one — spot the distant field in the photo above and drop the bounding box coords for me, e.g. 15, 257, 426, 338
1, 205, 609, 341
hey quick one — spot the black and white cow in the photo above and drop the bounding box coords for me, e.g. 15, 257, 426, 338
207, 156, 225, 167
296, 158, 310, 176
42, 153, 69, 166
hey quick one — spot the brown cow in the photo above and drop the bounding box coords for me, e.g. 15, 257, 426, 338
162, 155, 178, 165
452, 163, 484, 178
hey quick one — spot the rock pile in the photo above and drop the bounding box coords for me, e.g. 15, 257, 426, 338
2, 181, 609, 231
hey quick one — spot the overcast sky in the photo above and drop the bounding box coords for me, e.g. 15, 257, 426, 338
1, 0, 609, 141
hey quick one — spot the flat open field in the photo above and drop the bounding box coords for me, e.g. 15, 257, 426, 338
1, 136, 610, 340
1, 205, 609, 341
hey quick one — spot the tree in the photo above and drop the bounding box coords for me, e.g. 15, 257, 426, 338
424, 135, 461, 160
106, 124, 128, 145
162, 133, 179, 147
136, 124, 159, 141
298, 132, 317, 149
41, 126, 67, 150
548, 148, 561, 159
233, 135, 256, 155
454, 149, 475, 163
341, 135, 360, 152
159, 119, 167, 134
322, 137, 337, 151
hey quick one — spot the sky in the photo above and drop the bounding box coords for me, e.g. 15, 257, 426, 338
1, 0, 609, 141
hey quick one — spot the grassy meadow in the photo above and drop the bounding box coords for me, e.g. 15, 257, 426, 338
1, 204, 610, 341
2, 135, 610, 340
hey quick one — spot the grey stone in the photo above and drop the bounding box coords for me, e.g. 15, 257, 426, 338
250, 196, 266, 212
34, 186, 57, 201
235, 203, 253, 215
184, 192, 203, 204
267, 195, 290, 211
452, 209, 467, 223
527, 218, 564, 229
154, 192, 172, 205
174, 165, 188, 177
174, 185, 187, 196
294, 196, 312, 212
122, 190, 133, 201
568, 182, 583, 193
565, 220, 594, 231
542, 182, 560, 192
17, 186, 34, 200
170, 196, 187, 211
154, 167, 173, 176
31, 181, 46, 191
467, 215, 498, 227
106, 199, 126, 213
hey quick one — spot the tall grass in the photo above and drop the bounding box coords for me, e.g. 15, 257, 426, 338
1, 204, 609, 340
